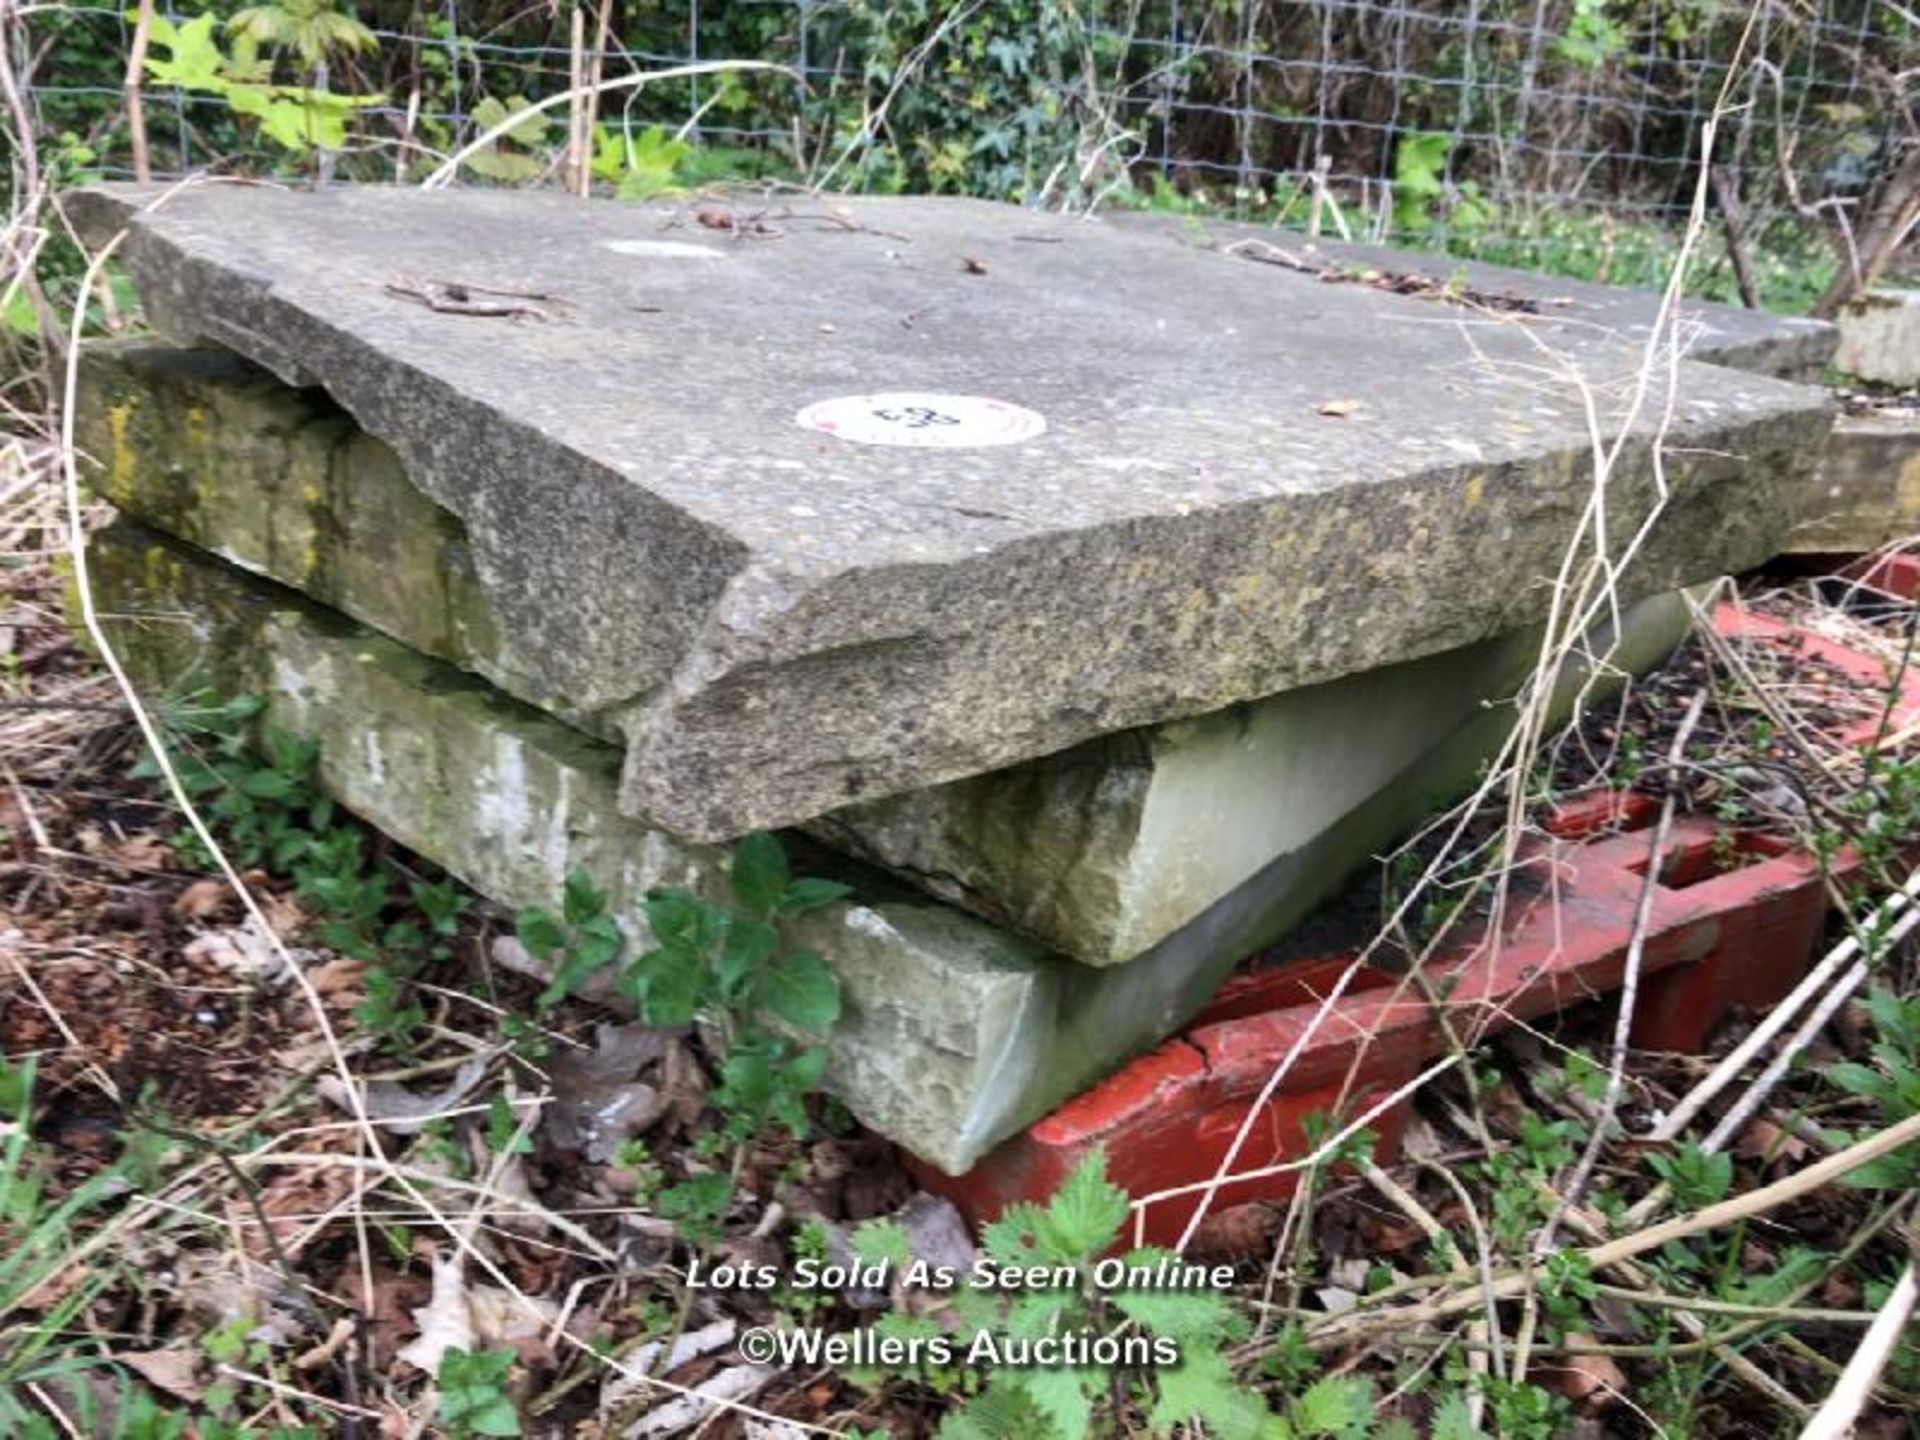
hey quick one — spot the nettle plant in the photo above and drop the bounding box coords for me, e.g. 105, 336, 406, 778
516, 836, 849, 1144
853, 1150, 1373, 1440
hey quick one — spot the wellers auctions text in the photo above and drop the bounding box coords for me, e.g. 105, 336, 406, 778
688, 1252, 1236, 1293
740, 1324, 1183, 1369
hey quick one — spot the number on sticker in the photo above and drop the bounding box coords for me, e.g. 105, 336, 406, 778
872, 406, 961, 429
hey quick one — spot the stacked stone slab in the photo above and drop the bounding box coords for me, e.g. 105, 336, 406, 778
72, 184, 1834, 1174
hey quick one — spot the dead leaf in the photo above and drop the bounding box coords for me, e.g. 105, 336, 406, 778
1315, 398, 1363, 418
628, 1364, 776, 1437
304, 957, 366, 1002
342, 1263, 431, 1371
320, 1056, 487, 1135
117, 1348, 205, 1404
262, 889, 308, 937
396, 1253, 474, 1376
1188, 1202, 1280, 1260
468, 1286, 561, 1366
1546, 1339, 1626, 1415
1735, 1117, 1810, 1164
547, 1023, 670, 1162
251, 1161, 361, 1260
107, 829, 172, 871
172, 879, 234, 921
183, 919, 311, 987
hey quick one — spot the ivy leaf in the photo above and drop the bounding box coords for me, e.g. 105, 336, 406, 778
1039, 1148, 1128, 1261
729, 833, 790, 917
761, 949, 840, 1032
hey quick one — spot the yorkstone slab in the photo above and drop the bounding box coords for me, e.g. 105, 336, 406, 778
73, 184, 1831, 839
74, 340, 603, 735
1784, 410, 1920, 553
1835, 290, 1920, 388
819, 589, 1690, 963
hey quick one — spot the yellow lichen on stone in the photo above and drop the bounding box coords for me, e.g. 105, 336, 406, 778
105, 401, 136, 494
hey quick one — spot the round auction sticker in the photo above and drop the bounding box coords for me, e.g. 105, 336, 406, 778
796, 393, 1047, 448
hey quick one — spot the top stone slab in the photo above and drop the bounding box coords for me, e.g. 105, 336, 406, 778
74, 184, 1832, 839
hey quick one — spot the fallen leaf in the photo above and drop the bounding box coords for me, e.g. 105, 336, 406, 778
262, 889, 308, 937
467, 1285, 562, 1366
251, 1161, 361, 1260
342, 1263, 431, 1371
1735, 1117, 1809, 1164
396, 1253, 474, 1376
304, 957, 366, 1002
107, 829, 173, 870
627, 1363, 776, 1437
603, 1321, 737, 1409
183, 919, 313, 987
547, 1023, 670, 1162
320, 1056, 487, 1135
1546, 1339, 1626, 1415
117, 1348, 205, 1404
172, 879, 234, 920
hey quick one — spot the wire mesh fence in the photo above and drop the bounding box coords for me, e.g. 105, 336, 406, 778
21, 1, 1920, 310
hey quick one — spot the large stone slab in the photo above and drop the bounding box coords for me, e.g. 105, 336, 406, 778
819, 590, 1689, 963
75, 341, 600, 734
73, 184, 1831, 840
80, 340, 1686, 966
1784, 409, 1920, 553
1835, 290, 1920, 388
1114, 214, 1838, 380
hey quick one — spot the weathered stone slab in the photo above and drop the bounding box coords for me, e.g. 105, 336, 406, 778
73, 184, 1831, 840
1784, 408, 1920, 553
1115, 214, 1839, 380
81, 339, 1688, 966
817, 590, 1690, 963
75, 340, 604, 735
1835, 290, 1920, 388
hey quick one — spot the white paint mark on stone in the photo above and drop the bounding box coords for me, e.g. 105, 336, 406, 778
796, 392, 1047, 449
600, 239, 726, 261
